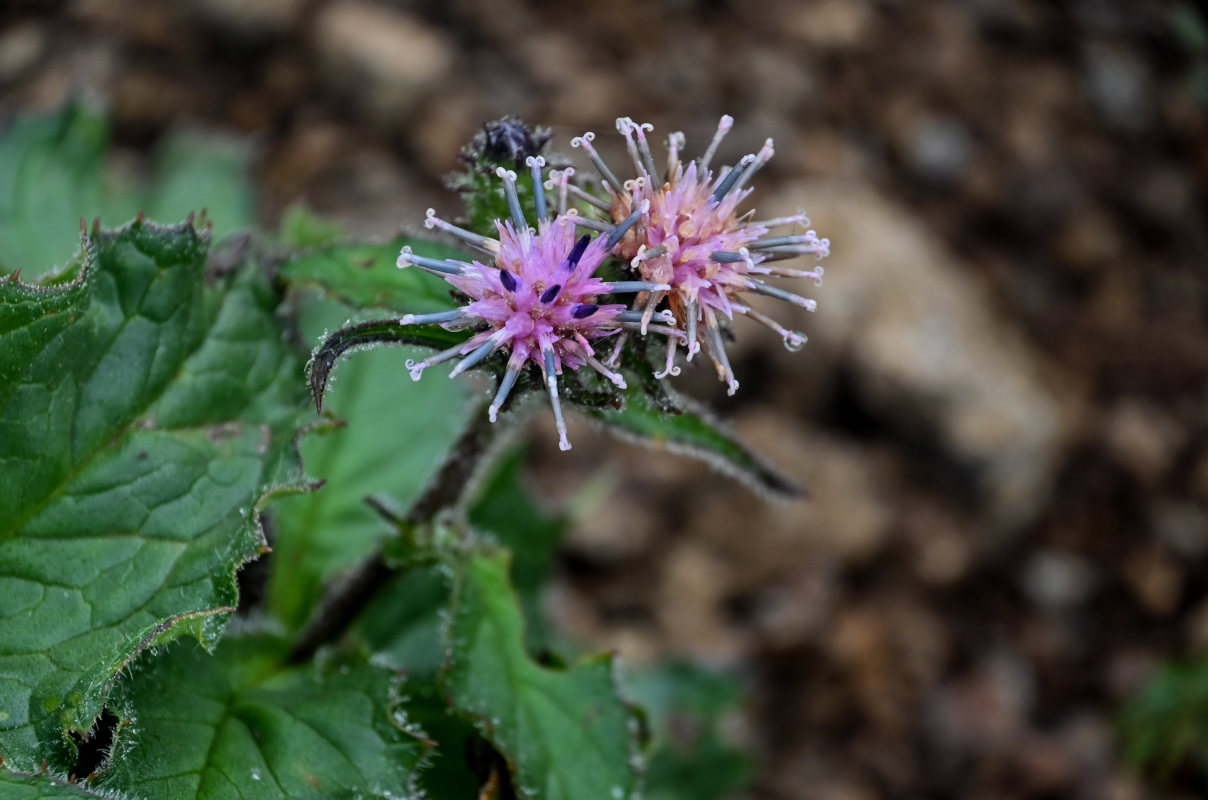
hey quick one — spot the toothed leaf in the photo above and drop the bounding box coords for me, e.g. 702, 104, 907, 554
269, 296, 468, 631
276, 238, 465, 314
93, 633, 427, 799
443, 551, 644, 800
588, 373, 801, 498
0, 219, 307, 771
305, 317, 470, 413
0, 767, 125, 799
0, 102, 253, 278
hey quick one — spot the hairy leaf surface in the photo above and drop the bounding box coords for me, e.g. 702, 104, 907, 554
443, 552, 643, 800
0, 220, 306, 769
94, 634, 426, 799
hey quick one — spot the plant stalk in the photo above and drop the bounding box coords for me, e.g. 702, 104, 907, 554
289, 403, 502, 662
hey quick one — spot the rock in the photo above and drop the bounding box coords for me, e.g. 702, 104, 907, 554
1152, 500, 1208, 559
766, 181, 1074, 530
1104, 399, 1184, 485
1122, 546, 1183, 616
905, 116, 972, 185
0, 21, 45, 83
1082, 42, 1155, 132
191, 0, 305, 39
313, 1, 453, 121
1022, 550, 1097, 610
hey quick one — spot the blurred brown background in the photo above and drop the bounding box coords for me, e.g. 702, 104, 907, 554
3, 0, 1207, 798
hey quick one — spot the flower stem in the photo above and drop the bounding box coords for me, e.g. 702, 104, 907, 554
288, 402, 504, 662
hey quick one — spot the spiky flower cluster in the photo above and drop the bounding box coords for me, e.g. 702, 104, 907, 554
397, 160, 676, 451
397, 117, 827, 449
565, 116, 829, 394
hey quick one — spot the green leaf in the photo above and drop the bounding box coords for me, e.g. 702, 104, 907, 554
443, 551, 644, 800
276, 204, 346, 249
622, 664, 754, 800
305, 318, 470, 413
276, 238, 465, 314
1120, 657, 1208, 780
0, 103, 254, 278
587, 374, 801, 499
267, 297, 469, 631
0, 766, 126, 799
92, 632, 427, 799
467, 447, 566, 650
0, 219, 306, 770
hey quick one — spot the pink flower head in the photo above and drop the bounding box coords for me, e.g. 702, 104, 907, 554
563, 117, 829, 394
397, 163, 674, 450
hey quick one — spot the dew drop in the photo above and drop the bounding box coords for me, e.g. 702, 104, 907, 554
784, 332, 807, 352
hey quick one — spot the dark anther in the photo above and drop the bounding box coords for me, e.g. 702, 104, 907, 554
567, 235, 591, 268
540, 284, 562, 304
500, 269, 518, 292
572, 304, 599, 319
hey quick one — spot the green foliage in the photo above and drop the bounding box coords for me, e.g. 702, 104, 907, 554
0, 106, 764, 800
0, 219, 307, 771
624, 664, 755, 800
94, 633, 426, 799
0, 767, 119, 799
0, 102, 253, 278
443, 552, 644, 800
1121, 657, 1208, 782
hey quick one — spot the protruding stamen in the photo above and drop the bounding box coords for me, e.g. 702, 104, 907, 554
603, 280, 672, 293
449, 331, 508, 378
619, 321, 686, 338
571, 131, 625, 195
754, 241, 831, 259
711, 154, 756, 201
489, 353, 524, 422
606, 331, 629, 367
584, 354, 626, 388
747, 280, 818, 310
563, 181, 612, 212
747, 265, 825, 286
573, 303, 599, 319
545, 167, 575, 215
618, 117, 659, 178
751, 234, 822, 250
618, 309, 674, 325
640, 290, 666, 334
605, 200, 650, 250
666, 131, 686, 176
702, 310, 739, 396
566, 211, 614, 234
733, 302, 808, 351
495, 167, 527, 232
631, 244, 668, 263
527, 156, 549, 222
397, 247, 467, 276
710, 251, 748, 263
405, 342, 467, 381
616, 117, 646, 176
542, 348, 571, 451
730, 138, 774, 195
685, 297, 700, 358
748, 210, 810, 229
424, 209, 498, 254
654, 335, 681, 379
500, 269, 519, 292
699, 115, 734, 174
399, 309, 467, 326
540, 284, 562, 304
